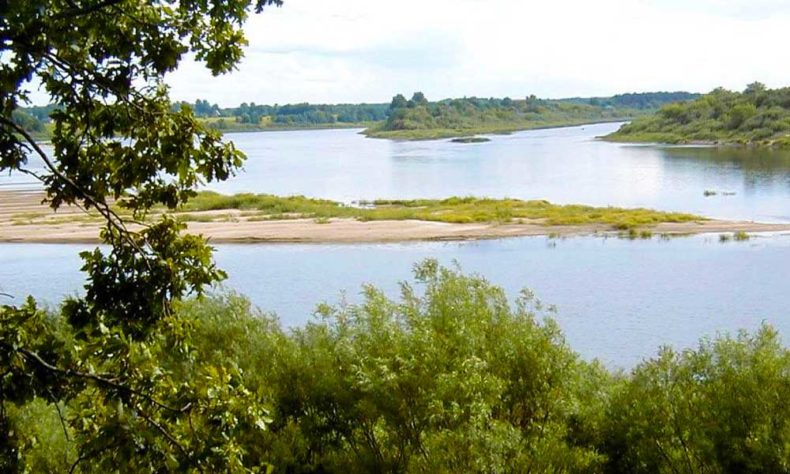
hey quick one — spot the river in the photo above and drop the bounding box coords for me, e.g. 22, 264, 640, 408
2, 123, 789, 367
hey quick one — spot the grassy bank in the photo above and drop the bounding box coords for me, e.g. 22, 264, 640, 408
603, 131, 690, 144
606, 130, 790, 148
181, 192, 702, 229
363, 91, 699, 141
605, 84, 790, 148
364, 118, 632, 141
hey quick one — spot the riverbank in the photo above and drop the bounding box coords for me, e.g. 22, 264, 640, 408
3, 191, 789, 243
602, 131, 790, 148
363, 118, 632, 141
601, 86, 790, 148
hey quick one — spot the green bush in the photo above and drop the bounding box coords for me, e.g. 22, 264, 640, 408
607, 83, 790, 146
602, 326, 790, 473
7, 262, 789, 472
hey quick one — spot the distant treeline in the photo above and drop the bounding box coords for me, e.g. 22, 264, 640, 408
9, 104, 58, 136
607, 83, 790, 147
369, 91, 700, 139
11, 101, 390, 134
171, 99, 390, 127
13, 91, 700, 136
564, 91, 700, 109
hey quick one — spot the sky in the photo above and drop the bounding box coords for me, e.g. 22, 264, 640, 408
32, 0, 790, 106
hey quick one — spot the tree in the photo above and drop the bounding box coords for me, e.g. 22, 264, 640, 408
1, 0, 283, 471
525, 94, 540, 112
262, 260, 604, 472
389, 93, 408, 110
744, 81, 767, 95
410, 91, 428, 107
10, 109, 44, 133
601, 326, 789, 473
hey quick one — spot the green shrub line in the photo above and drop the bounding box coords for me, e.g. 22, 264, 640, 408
605, 83, 790, 147
364, 118, 631, 141
361, 91, 699, 141
10, 261, 789, 472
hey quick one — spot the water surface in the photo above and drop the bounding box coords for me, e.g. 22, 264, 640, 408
3, 123, 790, 367
210, 123, 790, 222
2, 234, 788, 368
4, 123, 790, 222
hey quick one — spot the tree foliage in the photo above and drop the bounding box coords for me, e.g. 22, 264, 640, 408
9, 262, 788, 472
608, 83, 790, 146
586, 92, 700, 109
603, 326, 790, 473
371, 91, 694, 139
1, 0, 284, 471
169, 100, 390, 126
19, 90, 697, 137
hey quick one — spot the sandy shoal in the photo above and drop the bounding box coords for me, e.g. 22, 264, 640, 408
2, 190, 789, 244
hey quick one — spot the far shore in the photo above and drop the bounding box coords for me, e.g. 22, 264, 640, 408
362, 118, 629, 141
26, 119, 628, 144
2, 191, 789, 244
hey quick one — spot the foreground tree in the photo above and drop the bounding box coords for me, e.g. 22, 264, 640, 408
1, 0, 283, 471
602, 326, 790, 473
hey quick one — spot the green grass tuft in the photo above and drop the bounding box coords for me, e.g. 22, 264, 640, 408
179, 192, 704, 230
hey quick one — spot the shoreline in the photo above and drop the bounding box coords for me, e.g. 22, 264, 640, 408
22, 119, 624, 145
601, 133, 790, 149
362, 118, 630, 141
2, 191, 790, 244
2, 222, 790, 245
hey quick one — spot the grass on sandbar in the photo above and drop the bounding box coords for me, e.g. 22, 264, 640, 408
182, 192, 703, 230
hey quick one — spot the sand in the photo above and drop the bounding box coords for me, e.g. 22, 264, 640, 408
2, 190, 789, 244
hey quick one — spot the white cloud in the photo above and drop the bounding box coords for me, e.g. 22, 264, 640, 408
32, 0, 790, 106
640, 0, 790, 21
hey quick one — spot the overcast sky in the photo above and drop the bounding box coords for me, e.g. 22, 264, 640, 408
45, 0, 790, 106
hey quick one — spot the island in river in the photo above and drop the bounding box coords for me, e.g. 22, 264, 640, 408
3, 191, 789, 244
361, 92, 698, 140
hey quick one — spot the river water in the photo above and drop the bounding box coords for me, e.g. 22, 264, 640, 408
2, 123, 789, 367
5, 123, 790, 222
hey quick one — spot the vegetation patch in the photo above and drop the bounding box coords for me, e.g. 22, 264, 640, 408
605, 83, 790, 147
15, 92, 698, 141
180, 192, 703, 230
10, 262, 789, 473
734, 231, 751, 241
362, 91, 698, 140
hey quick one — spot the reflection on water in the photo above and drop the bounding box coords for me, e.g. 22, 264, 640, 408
659, 145, 790, 192
3, 123, 790, 222
2, 234, 789, 368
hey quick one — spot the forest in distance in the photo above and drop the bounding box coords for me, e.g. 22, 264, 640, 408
14, 90, 699, 140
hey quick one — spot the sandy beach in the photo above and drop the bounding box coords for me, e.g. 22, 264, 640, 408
2, 190, 789, 244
